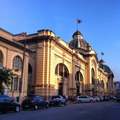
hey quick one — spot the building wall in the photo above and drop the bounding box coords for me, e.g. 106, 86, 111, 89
0, 40, 29, 98
31, 38, 89, 97
0, 28, 114, 98
28, 36, 111, 97
98, 68, 108, 95
34, 41, 45, 96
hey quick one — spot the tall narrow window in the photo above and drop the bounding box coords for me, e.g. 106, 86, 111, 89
13, 56, 22, 71
14, 76, 18, 91
75, 71, 83, 96
12, 76, 19, 91
91, 68, 95, 84
0, 50, 3, 66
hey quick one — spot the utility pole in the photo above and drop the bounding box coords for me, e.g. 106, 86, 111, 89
19, 38, 26, 103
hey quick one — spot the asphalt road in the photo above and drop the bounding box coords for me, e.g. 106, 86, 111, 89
0, 102, 120, 120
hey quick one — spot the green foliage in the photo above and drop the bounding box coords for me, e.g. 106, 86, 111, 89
0, 68, 13, 94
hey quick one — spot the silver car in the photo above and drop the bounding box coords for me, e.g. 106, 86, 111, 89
76, 96, 94, 103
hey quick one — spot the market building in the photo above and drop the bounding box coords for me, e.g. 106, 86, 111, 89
0, 27, 114, 98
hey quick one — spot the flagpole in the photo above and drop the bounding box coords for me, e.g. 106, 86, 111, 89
76, 19, 81, 30
101, 52, 104, 60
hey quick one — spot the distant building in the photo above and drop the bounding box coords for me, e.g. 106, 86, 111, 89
0, 27, 114, 98
114, 81, 120, 96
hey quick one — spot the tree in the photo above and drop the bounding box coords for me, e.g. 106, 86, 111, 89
0, 68, 13, 94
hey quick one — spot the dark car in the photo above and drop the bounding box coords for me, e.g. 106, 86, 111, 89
0, 95, 20, 113
21, 95, 49, 110
49, 95, 67, 107
115, 96, 120, 102
103, 96, 110, 101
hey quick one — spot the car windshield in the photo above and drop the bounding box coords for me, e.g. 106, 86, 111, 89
30, 96, 44, 101
79, 96, 88, 98
51, 96, 60, 99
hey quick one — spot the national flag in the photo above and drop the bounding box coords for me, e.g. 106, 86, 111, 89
76, 19, 81, 24
101, 52, 104, 55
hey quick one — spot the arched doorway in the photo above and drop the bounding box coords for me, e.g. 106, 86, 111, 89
100, 80, 105, 95
28, 63, 33, 95
91, 68, 96, 96
75, 71, 83, 96
55, 63, 69, 96
101, 80, 104, 89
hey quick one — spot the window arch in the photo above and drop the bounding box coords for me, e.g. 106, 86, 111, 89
91, 68, 95, 84
13, 56, 22, 71
0, 50, 3, 66
75, 71, 83, 96
91, 68, 98, 95
55, 63, 69, 78
101, 80, 104, 88
75, 71, 83, 82
55, 63, 69, 95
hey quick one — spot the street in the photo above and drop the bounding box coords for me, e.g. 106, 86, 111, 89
0, 102, 120, 120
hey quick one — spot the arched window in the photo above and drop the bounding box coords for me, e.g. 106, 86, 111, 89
101, 80, 104, 88
55, 63, 69, 78
0, 50, 3, 66
75, 71, 83, 82
11, 75, 20, 91
91, 68, 95, 84
91, 68, 97, 95
55, 63, 69, 95
13, 56, 22, 71
75, 71, 83, 96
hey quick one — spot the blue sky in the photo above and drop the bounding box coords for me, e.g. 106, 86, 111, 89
0, 0, 120, 80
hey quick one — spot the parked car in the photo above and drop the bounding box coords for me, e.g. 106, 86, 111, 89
0, 95, 20, 113
103, 96, 110, 101
98, 96, 104, 101
49, 95, 67, 106
21, 95, 49, 110
115, 96, 120, 102
76, 96, 95, 103
110, 96, 117, 101
93, 96, 100, 102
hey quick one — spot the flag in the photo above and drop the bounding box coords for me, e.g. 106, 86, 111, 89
76, 19, 81, 24
101, 52, 104, 55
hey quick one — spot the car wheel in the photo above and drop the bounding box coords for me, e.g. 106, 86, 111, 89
1, 109, 7, 114
46, 104, 49, 108
34, 105, 38, 110
15, 106, 20, 112
64, 102, 66, 106
90, 100, 94, 103
60, 102, 65, 107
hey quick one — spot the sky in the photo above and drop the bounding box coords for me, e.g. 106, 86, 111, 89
0, 0, 120, 81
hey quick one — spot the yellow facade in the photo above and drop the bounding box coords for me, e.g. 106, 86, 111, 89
0, 28, 114, 98
25, 29, 114, 97
0, 28, 29, 98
